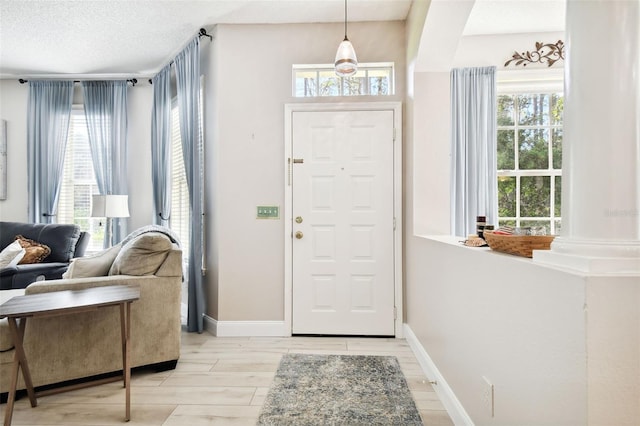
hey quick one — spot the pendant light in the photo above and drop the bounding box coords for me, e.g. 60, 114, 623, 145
334, 0, 358, 77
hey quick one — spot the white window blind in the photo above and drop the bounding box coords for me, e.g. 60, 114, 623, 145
170, 100, 191, 256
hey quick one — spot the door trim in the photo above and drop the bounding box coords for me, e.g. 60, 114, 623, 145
284, 102, 403, 337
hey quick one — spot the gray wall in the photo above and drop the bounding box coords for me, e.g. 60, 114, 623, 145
202, 21, 406, 322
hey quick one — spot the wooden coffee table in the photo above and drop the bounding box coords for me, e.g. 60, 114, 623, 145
0, 285, 140, 425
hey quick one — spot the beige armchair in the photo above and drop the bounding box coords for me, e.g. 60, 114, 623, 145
0, 230, 183, 397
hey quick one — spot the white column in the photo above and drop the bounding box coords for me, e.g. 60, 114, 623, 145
534, 0, 640, 273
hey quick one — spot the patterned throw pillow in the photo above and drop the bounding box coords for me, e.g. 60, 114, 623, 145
15, 235, 51, 264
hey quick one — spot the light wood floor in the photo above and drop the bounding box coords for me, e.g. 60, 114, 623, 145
2, 330, 454, 425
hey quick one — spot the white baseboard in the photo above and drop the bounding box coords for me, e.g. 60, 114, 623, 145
403, 324, 475, 426
203, 315, 289, 337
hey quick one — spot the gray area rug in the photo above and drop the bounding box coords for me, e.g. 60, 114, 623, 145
257, 353, 423, 425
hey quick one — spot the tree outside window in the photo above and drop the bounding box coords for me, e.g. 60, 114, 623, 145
497, 93, 563, 234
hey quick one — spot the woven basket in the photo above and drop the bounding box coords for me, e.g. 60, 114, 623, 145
483, 231, 555, 258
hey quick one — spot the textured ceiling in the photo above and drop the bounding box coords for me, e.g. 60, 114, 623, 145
0, 0, 412, 78
0, 0, 565, 79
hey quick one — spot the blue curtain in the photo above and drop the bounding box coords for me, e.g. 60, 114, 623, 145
151, 65, 172, 227
175, 38, 205, 333
27, 81, 74, 223
82, 81, 129, 246
450, 66, 498, 237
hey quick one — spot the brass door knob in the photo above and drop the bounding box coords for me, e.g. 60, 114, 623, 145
295, 231, 304, 239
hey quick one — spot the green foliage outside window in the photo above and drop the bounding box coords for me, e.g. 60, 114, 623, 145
497, 92, 563, 234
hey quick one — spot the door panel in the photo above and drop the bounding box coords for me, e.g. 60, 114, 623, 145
291, 110, 395, 335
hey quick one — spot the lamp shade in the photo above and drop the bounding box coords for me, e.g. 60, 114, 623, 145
334, 38, 358, 77
91, 195, 130, 218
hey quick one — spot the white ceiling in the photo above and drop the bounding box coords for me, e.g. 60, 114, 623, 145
463, 0, 565, 36
0, 0, 565, 79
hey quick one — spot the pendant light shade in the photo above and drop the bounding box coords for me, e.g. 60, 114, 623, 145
335, 38, 358, 77
335, 0, 358, 77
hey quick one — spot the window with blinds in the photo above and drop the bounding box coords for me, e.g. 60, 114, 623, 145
170, 100, 190, 256
57, 108, 104, 252
170, 84, 204, 265
171, 86, 204, 325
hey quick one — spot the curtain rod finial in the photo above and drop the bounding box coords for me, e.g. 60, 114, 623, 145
199, 28, 212, 40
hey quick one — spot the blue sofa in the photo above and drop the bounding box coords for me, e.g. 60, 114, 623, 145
0, 221, 90, 290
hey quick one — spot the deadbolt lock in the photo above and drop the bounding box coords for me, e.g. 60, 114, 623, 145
295, 216, 303, 224
295, 231, 304, 239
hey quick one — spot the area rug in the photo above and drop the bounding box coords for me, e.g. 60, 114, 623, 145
257, 353, 423, 425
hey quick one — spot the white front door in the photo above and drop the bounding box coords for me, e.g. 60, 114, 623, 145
291, 109, 395, 335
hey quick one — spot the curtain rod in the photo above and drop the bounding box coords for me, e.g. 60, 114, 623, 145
19, 78, 139, 86
148, 28, 212, 84
18, 28, 212, 86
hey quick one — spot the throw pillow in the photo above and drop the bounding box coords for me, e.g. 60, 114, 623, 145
15, 235, 51, 264
0, 240, 26, 269
63, 243, 122, 279
108, 232, 173, 276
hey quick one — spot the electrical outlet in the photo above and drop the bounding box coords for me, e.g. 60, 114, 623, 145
482, 376, 494, 417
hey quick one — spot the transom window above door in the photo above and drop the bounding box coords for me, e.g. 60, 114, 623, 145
292, 63, 394, 97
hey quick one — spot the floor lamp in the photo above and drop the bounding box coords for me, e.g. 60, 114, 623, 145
91, 195, 130, 247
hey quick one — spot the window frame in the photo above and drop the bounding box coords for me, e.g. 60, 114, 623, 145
57, 106, 105, 253
292, 62, 395, 97
170, 97, 191, 259
496, 73, 564, 235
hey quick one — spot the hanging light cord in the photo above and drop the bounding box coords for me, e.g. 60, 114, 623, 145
344, 0, 349, 41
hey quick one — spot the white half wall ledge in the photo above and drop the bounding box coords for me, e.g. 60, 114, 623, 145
533, 238, 640, 275
203, 315, 289, 337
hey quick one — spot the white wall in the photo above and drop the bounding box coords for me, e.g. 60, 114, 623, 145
406, 237, 589, 425
405, 236, 640, 425
205, 21, 406, 322
585, 276, 640, 424
454, 32, 565, 69
0, 81, 29, 221
125, 85, 154, 232
412, 71, 450, 235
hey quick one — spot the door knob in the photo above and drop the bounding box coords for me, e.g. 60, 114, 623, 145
295, 216, 303, 224
295, 231, 304, 239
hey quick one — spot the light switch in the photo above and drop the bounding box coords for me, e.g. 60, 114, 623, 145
257, 206, 279, 219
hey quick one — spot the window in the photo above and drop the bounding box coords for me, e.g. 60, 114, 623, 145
293, 63, 394, 97
497, 92, 563, 234
170, 99, 190, 256
171, 84, 204, 326
57, 108, 104, 252
169, 84, 204, 263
